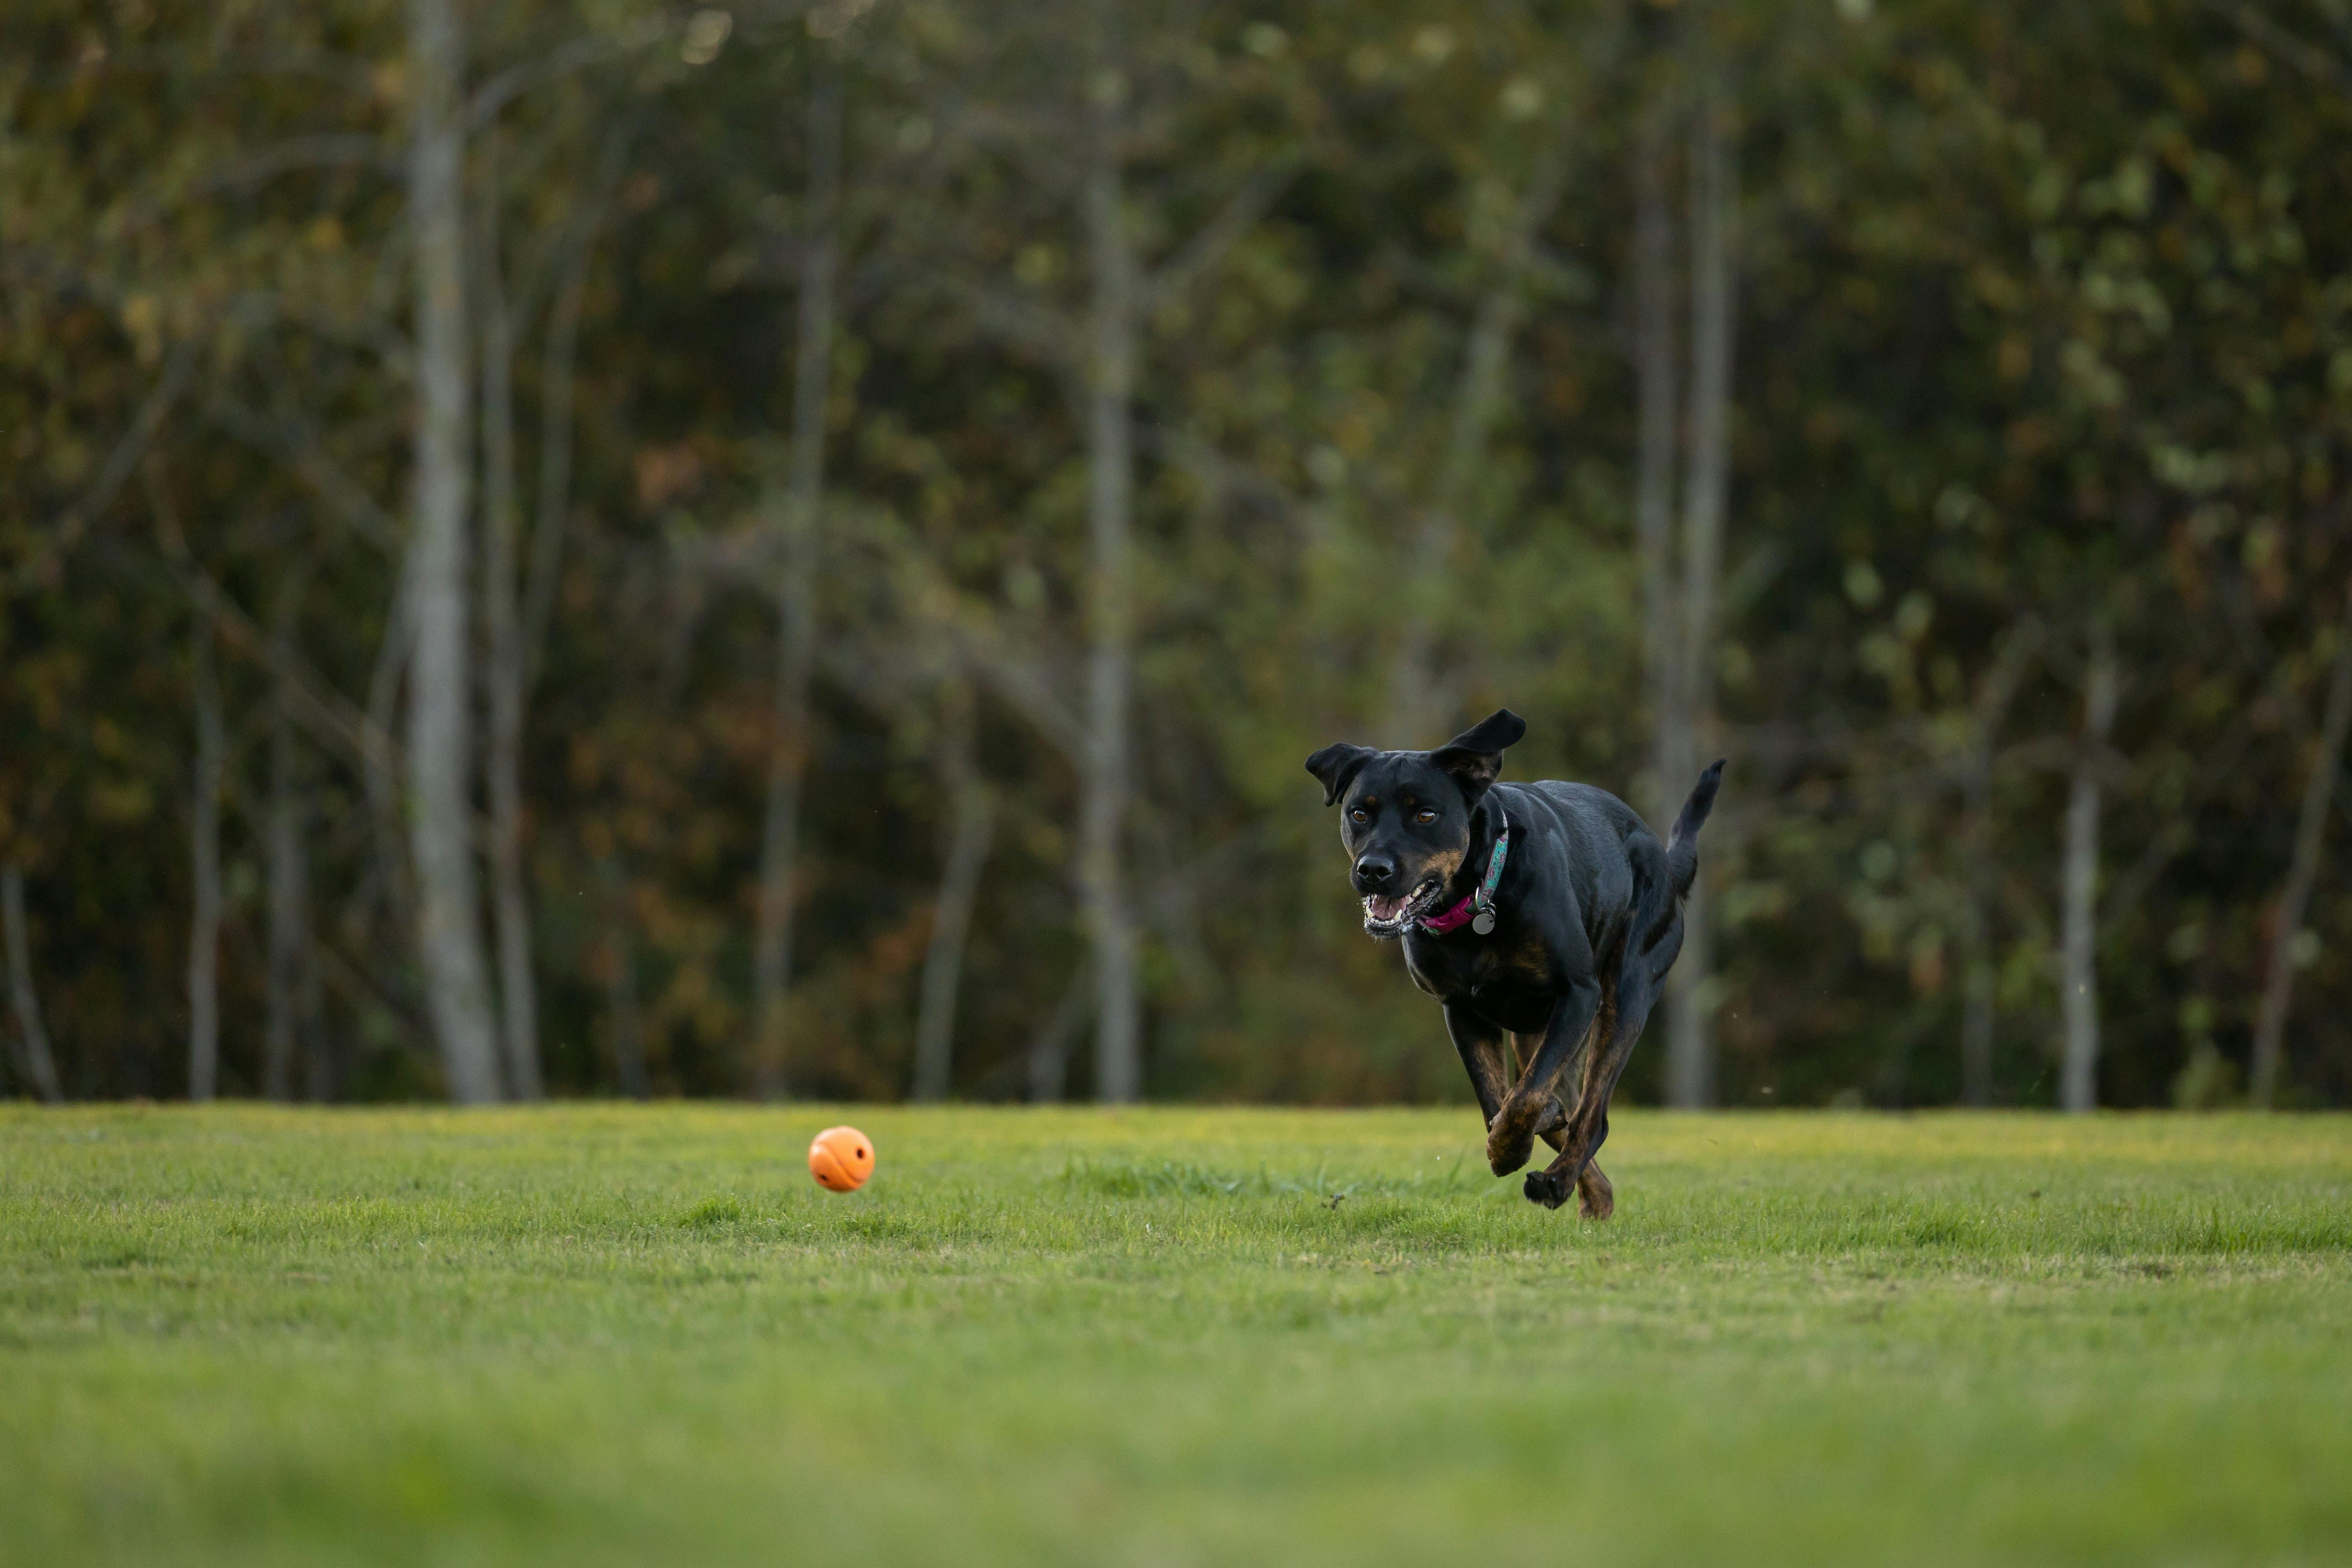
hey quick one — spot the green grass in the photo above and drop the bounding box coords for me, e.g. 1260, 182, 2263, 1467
4, 1106, 2349, 1567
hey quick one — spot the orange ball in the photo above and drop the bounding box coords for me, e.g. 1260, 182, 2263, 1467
808, 1125, 875, 1193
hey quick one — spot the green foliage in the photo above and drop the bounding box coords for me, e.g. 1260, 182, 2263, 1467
4, 1105, 2351, 1564
4, 0, 2351, 1104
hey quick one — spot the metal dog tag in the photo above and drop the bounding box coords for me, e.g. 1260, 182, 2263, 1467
1471, 908, 1496, 936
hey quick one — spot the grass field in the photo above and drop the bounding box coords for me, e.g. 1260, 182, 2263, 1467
4, 1105, 2349, 1567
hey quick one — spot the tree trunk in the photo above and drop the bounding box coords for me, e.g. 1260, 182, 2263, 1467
751, 59, 842, 1100
1635, 93, 1683, 850
1080, 97, 1143, 1104
2059, 624, 2119, 1113
300, 944, 331, 1101
478, 133, 543, 1101
599, 855, 650, 1100
1029, 963, 1090, 1104
1957, 797, 1998, 1106
2249, 584, 2352, 1106
2, 863, 64, 1102
362, 557, 414, 944
1664, 68, 1737, 1110
187, 602, 225, 1102
264, 570, 311, 1102
912, 693, 995, 1103
521, 137, 615, 688
1957, 624, 2037, 1106
1383, 142, 1573, 746
406, 0, 502, 1104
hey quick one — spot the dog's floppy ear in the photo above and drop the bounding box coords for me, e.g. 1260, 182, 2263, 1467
1429, 709, 1526, 804
1304, 743, 1376, 807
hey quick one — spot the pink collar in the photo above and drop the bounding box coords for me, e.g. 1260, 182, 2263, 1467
1418, 890, 1483, 934
1416, 811, 1511, 936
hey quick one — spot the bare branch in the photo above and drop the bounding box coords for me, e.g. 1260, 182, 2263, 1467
947, 276, 1081, 367
201, 388, 401, 553
2206, 0, 2352, 99
140, 493, 398, 784
872, 531, 1087, 758
1136, 422, 1301, 523
190, 133, 403, 192
956, 103, 1086, 193
309, 929, 432, 1046
465, 14, 689, 130
1142, 150, 1303, 312
9, 340, 197, 596
112, 136, 402, 236
525, 119, 640, 691
961, 629, 1085, 762
27, 47, 376, 92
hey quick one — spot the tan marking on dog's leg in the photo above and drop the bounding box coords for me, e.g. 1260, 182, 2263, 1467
1510, 1032, 1571, 1147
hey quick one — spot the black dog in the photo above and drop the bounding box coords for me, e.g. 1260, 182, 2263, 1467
1306, 710, 1721, 1216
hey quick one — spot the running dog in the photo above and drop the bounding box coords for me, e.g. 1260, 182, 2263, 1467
1306, 709, 1721, 1216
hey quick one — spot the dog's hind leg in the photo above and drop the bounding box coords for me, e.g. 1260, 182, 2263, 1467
1574, 1162, 1614, 1221
1528, 831, 1685, 1213
1545, 1004, 1626, 1215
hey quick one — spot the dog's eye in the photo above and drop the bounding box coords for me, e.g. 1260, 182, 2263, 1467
1415, 809, 1437, 825
1349, 808, 1369, 824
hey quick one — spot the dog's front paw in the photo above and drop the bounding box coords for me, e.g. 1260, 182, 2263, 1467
1486, 1104, 1537, 1177
1523, 1168, 1571, 1209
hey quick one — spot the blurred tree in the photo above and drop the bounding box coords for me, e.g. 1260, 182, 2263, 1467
912, 677, 995, 1101
751, 47, 845, 1100
184, 593, 226, 1101
2059, 622, 2120, 1112
2251, 583, 2352, 1104
2, 865, 64, 1103
404, 0, 503, 1102
261, 558, 319, 1101
1646, 31, 1740, 1110
5, 0, 2349, 1110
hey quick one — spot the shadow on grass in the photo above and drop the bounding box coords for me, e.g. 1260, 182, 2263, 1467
1060, 1154, 1481, 1203
1058, 1157, 2352, 1260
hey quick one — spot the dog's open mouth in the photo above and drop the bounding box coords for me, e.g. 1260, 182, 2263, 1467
1361, 878, 1444, 939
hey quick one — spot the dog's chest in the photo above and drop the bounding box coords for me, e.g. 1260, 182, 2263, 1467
1404, 932, 1556, 1029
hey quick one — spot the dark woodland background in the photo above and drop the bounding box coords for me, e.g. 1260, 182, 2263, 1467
6, 0, 2352, 1109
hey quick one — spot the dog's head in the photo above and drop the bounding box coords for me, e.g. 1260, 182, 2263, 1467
1304, 709, 1526, 940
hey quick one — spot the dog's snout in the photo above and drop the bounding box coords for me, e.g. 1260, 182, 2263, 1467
1353, 856, 1396, 891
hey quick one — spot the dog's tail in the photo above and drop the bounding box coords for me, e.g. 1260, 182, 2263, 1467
1665, 759, 1726, 899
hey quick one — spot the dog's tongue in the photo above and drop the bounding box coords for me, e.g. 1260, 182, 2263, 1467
1366, 894, 1406, 921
